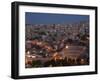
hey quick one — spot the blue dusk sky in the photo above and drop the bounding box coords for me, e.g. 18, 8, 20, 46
25, 12, 89, 24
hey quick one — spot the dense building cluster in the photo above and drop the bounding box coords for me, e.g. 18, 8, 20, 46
25, 21, 89, 68
26, 21, 89, 42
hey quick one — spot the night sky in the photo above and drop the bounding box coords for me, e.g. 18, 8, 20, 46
25, 12, 89, 24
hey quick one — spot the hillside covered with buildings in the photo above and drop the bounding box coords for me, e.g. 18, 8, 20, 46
25, 21, 89, 68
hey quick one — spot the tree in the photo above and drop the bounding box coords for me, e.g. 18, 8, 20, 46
32, 60, 42, 67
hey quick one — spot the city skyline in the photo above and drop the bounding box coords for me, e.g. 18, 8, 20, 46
25, 12, 89, 68
25, 12, 89, 24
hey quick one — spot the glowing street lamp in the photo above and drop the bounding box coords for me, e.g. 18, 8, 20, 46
66, 45, 69, 49
31, 55, 36, 58
27, 51, 30, 55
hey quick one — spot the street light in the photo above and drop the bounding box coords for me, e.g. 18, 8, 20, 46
66, 45, 69, 49
27, 51, 30, 55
